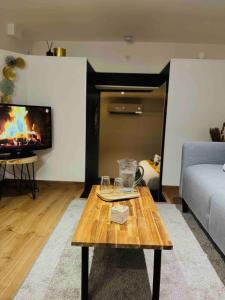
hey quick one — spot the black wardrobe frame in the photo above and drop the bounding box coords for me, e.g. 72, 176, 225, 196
82, 62, 170, 200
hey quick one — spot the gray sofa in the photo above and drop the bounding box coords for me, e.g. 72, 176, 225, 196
180, 141, 225, 256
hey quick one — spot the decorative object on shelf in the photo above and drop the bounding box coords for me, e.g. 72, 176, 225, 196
16, 57, 26, 69
0, 79, 14, 95
3, 66, 16, 81
46, 41, 54, 56
1, 95, 10, 104
54, 47, 66, 57
5, 55, 17, 67
0, 55, 26, 103
210, 122, 225, 141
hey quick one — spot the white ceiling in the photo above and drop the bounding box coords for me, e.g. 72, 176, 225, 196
1, 0, 225, 44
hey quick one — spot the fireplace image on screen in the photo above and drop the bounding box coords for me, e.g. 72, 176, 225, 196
0, 104, 52, 156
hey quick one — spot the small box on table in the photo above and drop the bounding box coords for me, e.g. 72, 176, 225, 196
111, 205, 129, 224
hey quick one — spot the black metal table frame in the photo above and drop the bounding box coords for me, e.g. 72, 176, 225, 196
0, 162, 37, 199
81, 247, 162, 300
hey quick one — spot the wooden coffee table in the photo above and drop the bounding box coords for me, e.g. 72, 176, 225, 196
71, 185, 173, 300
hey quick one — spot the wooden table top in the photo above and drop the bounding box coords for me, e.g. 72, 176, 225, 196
72, 185, 173, 250
0, 155, 37, 165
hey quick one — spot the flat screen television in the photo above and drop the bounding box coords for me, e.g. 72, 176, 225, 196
0, 104, 52, 157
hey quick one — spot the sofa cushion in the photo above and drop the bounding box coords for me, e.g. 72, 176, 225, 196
209, 190, 225, 255
182, 164, 225, 230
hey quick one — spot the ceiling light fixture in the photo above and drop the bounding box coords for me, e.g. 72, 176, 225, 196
124, 35, 134, 44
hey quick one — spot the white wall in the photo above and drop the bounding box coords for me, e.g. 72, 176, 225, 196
2, 49, 225, 184
0, 49, 87, 182
32, 41, 225, 73
25, 55, 87, 181
163, 59, 225, 186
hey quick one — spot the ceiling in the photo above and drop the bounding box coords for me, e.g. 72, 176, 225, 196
1, 0, 225, 44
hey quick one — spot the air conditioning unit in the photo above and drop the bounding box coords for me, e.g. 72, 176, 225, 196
108, 103, 143, 115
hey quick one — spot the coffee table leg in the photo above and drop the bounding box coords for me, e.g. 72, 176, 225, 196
82, 247, 89, 300
152, 249, 162, 300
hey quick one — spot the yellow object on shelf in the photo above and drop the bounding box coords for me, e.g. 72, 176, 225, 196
54, 48, 66, 57
1, 94, 10, 103
16, 57, 26, 69
2, 66, 16, 81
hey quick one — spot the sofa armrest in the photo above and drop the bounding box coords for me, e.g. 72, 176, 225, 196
179, 142, 225, 197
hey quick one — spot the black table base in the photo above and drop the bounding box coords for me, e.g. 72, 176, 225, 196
81, 247, 162, 300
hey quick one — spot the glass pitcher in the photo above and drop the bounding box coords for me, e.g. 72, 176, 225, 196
117, 159, 144, 192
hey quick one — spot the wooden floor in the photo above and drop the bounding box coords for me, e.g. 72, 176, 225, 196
162, 186, 181, 204
0, 181, 83, 300
0, 182, 179, 300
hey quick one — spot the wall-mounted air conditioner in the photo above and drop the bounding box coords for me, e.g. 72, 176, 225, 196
108, 103, 143, 115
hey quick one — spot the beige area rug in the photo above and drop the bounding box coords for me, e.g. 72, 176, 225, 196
14, 200, 225, 300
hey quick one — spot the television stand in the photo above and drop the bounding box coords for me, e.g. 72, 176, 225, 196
0, 154, 38, 199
